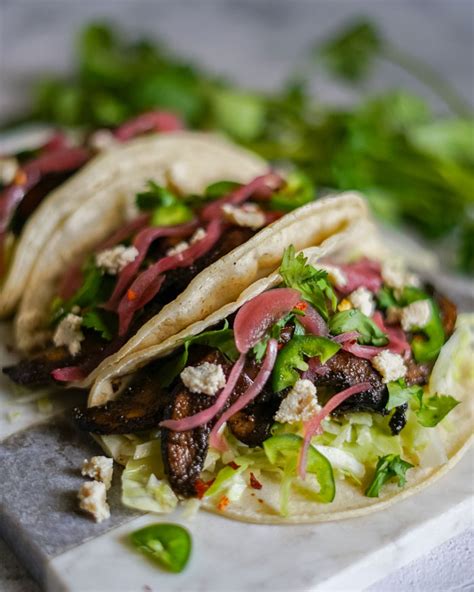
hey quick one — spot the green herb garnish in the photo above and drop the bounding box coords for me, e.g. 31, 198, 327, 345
136, 180, 193, 227
329, 309, 388, 346
159, 321, 238, 387
365, 454, 414, 497
279, 246, 337, 321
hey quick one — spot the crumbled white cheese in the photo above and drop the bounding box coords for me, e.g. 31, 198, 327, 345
53, 313, 84, 356
96, 245, 139, 275
381, 260, 421, 295
166, 241, 189, 257
82, 456, 114, 490
190, 227, 207, 244
348, 287, 375, 317
0, 157, 19, 185
78, 481, 110, 523
222, 203, 266, 229
89, 129, 118, 152
274, 379, 321, 424
180, 362, 226, 396
401, 299, 432, 332
386, 306, 403, 325
372, 350, 407, 383
317, 264, 348, 289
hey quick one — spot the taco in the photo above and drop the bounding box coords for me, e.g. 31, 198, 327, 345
0, 110, 184, 318
3, 130, 367, 389
74, 214, 472, 524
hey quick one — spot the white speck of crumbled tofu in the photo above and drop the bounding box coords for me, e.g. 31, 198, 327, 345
166, 240, 190, 257
0, 157, 19, 185
381, 260, 421, 294
348, 287, 375, 317
95, 245, 139, 275
221, 202, 266, 229
274, 379, 321, 424
53, 313, 84, 356
82, 456, 114, 490
372, 350, 407, 383
89, 129, 118, 152
190, 227, 207, 244
317, 264, 348, 288
180, 362, 226, 396
401, 299, 432, 332
78, 481, 110, 523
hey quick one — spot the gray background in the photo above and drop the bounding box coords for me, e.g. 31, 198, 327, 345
0, 1, 473, 590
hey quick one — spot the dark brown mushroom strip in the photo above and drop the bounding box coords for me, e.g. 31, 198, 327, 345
313, 350, 388, 414
3, 345, 73, 387
434, 292, 457, 337
74, 368, 171, 434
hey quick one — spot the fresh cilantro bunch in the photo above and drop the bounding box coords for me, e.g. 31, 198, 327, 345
5, 19, 473, 272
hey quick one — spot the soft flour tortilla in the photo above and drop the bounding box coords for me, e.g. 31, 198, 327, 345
11, 132, 266, 351
88, 217, 473, 524
83, 191, 368, 389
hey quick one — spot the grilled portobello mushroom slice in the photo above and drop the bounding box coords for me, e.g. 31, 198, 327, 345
314, 350, 388, 414
74, 368, 171, 434
3, 345, 74, 387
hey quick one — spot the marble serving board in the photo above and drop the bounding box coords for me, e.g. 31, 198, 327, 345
0, 317, 472, 592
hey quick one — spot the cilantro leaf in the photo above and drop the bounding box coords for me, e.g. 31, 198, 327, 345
376, 286, 398, 310
82, 308, 117, 341
365, 454, 414, 497
416, 394, 460, 427
386, 380, 423, 411
159, 321, 238, 387
136, 180, 193, 226
279, 246, 337, 320
329, 309, 389, 346
270, 170, 315, 212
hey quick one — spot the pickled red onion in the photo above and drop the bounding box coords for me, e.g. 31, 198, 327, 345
117, 218, 222, 334
298, 381, 372, 479
51, 366, 86, 382
115, 111, 184, 141
336, 258, 382, 295
210, 338, 278, 451
159, 354, 246, 432
332, 331, 360, 344
298, 303, 329, 336
234, 288, 301, 353
201, 172, 283, 222
373, 311, 410, 355
107, 220, 197, 308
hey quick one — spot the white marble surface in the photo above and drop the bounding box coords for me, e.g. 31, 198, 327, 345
0, 1, 473, 590
39, 448, 472, 592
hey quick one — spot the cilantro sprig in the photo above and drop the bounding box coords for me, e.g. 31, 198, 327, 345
279, 246, 337, 321
365, 454, 414, 497
386, 379, 460, 427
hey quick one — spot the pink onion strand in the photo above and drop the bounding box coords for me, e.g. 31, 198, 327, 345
159, 354, 246, 432
298, 381, 372, 479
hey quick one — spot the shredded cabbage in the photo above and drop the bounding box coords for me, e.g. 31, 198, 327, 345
430, 313, 474, 400
122, 450, 178, 513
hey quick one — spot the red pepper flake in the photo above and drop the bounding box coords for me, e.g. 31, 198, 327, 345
295, 301, 308, 312
14, 169, 27, 186
249, 472, 263, 490
127, 289, 137, 301
228, 461, 240, 470
277, 342, 284, 350
217, 495, 230, 511
194, 478, 214, 499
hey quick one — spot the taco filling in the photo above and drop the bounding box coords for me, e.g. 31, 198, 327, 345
0, 110, 183, 278
73, 246, 465, 517
4, 171, 316, 387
